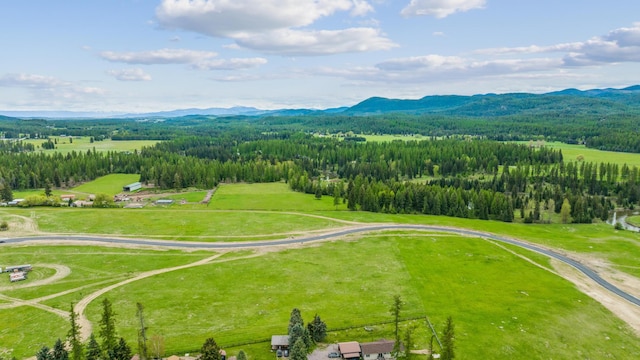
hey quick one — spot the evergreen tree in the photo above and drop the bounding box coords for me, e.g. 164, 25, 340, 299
136, 303, 148, 360
560, 198, 572, 224
236, 351, 247, 360
52, 339, 69, 360
36, 346, 52, 360
441, 317, 455, 360
112, 338, 132, 360
288, 308, 303, 334
390, 295, 403, 353
289, 337, 307, 360
68, 304, 84, 360
199, 338, 221, 360
99, 298, 118, 355
0, 181, 13, 201
403, 326, 415, 360
307, 314, 327, 343
85, 334, 102, 360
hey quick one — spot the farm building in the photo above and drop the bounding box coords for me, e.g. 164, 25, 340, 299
271, 335, 290, 350
4, 264, 32, 273
123, 182, 142, 192
166, 356, 180, 360
360, 340, 396, 360
338, 341, 361, 360
156, 199, 174, 205
60, 194, 76, 201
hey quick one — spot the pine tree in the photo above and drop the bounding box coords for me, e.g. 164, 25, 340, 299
36, 346, 52, 360
113, 338, 132, 360
200, 338, 221, 360
403, 326, 415, 360
288, 308, 303, 334
390, 295, 403, 355
52, 339, 69, 360
441, 317, 455, 360
307, 314, 327, 343
136, 303, 148, 360
68, 303, 84, 360
236, 351, 247, 360
85, 334, 101, 360
99, 298, 118, 355
289, 337, 307, 360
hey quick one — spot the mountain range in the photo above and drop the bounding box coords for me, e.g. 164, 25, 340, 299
1, 85, 640, 119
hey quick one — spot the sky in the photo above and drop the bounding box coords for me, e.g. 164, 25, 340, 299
1, 0, 640, 112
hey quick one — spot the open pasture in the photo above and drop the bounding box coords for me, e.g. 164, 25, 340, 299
79, 233, 640, 359
24, 137, 158, 155
71, 173, 141, 196
9, 207, 347, 240
0, 246, 213, 358
209, 182, 347, 211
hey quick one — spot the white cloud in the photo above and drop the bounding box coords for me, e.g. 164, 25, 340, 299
0, 73, 106, 101
155, 0, 391, 56
100, 48, 218, 65
401, 0, 486, 18
235, 28, 397, 56
156, 0, 356, 36
432, 31, 445, 37
107, 68, 153, 81
99, 48, 267, 70
475, 23, 640, 66
192, 57, 268, 70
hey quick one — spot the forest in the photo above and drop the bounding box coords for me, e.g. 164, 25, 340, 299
1, 123, 639, 224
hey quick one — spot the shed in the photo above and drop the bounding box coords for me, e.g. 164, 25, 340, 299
10, 272, 27, 282
338, 341, 361, 360
123, 182, 142, 192
271, 335, 290, 350
156, 199, 174, 205
360, 340, 395, 360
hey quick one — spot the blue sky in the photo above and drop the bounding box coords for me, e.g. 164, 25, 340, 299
1, 0, 639, 112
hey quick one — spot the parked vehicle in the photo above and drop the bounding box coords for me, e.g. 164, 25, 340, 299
328, 352, 340, 358
276, 349, 283, 357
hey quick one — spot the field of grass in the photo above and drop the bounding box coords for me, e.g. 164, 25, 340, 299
24, 137, 158, 154
209, 183, 347, 211
519, 141, 640, 167
76, 234, 640, 359
2, 181, 640, 359
71, 174, 141, 196
0, 246, 214, 357
7, 207, 346, 240
626, 215, 640, 227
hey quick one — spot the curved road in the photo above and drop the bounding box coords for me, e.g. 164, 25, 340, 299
3, 224, 640, 307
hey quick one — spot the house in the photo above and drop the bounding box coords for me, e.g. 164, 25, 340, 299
60, 194, 76, 201
360, 340, 396, 360
271, 335, 290, 350
338, 341, 361, 360
123, 182, 142, 192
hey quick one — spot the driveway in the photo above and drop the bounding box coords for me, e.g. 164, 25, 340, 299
308, 343, 338, 360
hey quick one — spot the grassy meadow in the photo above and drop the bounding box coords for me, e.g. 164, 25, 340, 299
1, 175, 640, 359
71, 173, 141, 196
24, 137, 158, 155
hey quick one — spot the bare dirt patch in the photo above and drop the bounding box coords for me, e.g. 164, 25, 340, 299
551, 259, 640, 335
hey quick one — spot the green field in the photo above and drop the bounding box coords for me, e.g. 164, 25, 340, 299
71, 174, 141, 196
626, 215, 640, 227
209, 183, 347, 211
1, 234, 634, 359
521, 141, 640, 167
24, 137, 158, 155
1, 181, 640, 359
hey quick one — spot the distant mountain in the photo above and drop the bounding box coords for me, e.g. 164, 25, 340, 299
1, 85, 639, 119
343, 85, 640, 116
